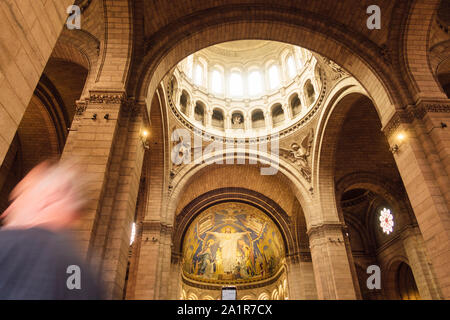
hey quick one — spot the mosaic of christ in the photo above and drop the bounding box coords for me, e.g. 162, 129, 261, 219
182, 202, 285, 283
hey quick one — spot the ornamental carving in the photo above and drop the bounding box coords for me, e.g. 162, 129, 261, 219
89, 92, 126, 104
383, 101, 450, 138
323, 58, 349, 80
279, 128, 314, 183
75, 100, 88, 116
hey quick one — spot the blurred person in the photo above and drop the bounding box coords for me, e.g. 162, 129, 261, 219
0, 160, 103, 299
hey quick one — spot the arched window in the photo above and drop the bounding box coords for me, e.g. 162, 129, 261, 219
211, 108, 224, 130
271, 103, 285, 127
287, 55, 296, 79
290, 93, 302, 116
251, 109, 265, 129
179, 90, 190, 115
304, 80, 316, 106
248, 70, 263, 96
186, 55, 194, 79
231, 111, 244, 129
229, 72, 243, 96
211, 69, 223, 94
268, 65, 280, 90
194, 64, 204, 86
194, 101, 205, 125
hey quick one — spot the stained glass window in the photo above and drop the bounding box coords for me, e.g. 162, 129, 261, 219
379, 208, 394, 234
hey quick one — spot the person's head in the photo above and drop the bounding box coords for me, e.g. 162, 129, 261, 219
0, 160, 88, 231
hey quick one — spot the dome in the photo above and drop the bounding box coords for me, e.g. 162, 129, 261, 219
167, 40, 323, 139
182, 202, 285, 285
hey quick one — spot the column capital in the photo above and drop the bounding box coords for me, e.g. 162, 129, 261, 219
382, 99, 450, 139
89, 90, 127, 104
141, 220, 174, 235
307, 222, 345, 239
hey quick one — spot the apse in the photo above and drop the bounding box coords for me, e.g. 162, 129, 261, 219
181, 202, 288, 300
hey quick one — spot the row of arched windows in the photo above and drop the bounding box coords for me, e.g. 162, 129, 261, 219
178, 81, 316, 130
183, 53, 306, 98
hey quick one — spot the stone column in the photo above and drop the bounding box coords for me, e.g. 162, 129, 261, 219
62, 91, 126, 259
188, 101, 195, 118
62, 94, 146, 299
205, 109, 212, 127
286, 253, 318, 299
132, 221, 173, 299
0, 0, 73, 165
307, 223, 357, 299
383, 105, 450, 298
265, 111, 273, 130
283, 103, 292, 121
96, 102, 146, 299
402, 227, 442, 299
168, 252, 183, 300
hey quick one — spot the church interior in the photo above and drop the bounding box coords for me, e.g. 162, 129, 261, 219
0, 0, 449, 300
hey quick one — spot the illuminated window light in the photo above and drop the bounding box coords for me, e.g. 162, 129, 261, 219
130, 222, 136, 245
269, 65, 280, 90
379, 208, 394, 235
287, 55, 296, 79
229, 72, 243, 96
248, 70, 263, 95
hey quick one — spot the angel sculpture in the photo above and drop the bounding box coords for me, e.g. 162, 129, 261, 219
232, 114, 243, 125
279, 129, 314, 182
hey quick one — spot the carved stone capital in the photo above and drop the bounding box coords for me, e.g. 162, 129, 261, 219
141, 220, 174, 235
307, 222, 345, 239
413, 100, 450, 119
382, 109, 414, 139
382, 100, 450, 139
89, 90, 126, 104
75, 100, 88, 116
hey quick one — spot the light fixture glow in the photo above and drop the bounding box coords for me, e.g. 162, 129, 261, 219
397, 133, 405, 141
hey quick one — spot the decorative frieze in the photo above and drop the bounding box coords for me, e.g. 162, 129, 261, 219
75, 100, 88, 116
141, 220, 174, 235
89, 90, 126, 104
382, 100, 450, 139
307, 222, 345, 239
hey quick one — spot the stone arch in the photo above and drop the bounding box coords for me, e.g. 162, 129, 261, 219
403, 0, 447, 100
304, 80, 316, 107
173, 187, 297, 257
132, 5, 407, 126
179, 90, 190, 115
289, 93, 302, 117
52, 29, 100, 99
167, 149, 315, 229
313, 83, 372, 225
251, 109, 265, 129
336, 172, 416, 225
194, 101, 206, 125
211, 108, 225, 130
384, 256, 414, 299
271, 103, 285, 127
231, 111, 245, 129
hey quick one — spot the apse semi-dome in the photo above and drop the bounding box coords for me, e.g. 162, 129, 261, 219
182, 202, 285, 285
167, 40, 324, 139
